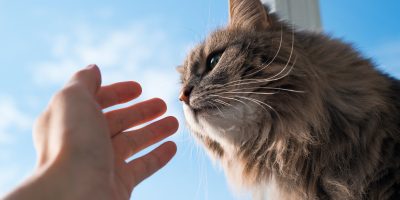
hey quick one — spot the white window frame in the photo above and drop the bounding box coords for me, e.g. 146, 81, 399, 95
262, 0, 322, 32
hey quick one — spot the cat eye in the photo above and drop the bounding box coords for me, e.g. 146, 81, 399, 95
206, 51, 224, 70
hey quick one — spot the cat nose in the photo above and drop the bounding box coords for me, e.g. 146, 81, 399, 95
179, 86, 193, 105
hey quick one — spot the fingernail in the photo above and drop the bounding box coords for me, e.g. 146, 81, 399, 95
86, 64, 98, 70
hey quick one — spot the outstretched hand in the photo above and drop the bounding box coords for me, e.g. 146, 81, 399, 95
4, 65, 178, 200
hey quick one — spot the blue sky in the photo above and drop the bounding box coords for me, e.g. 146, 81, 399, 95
0, 0, 399, 199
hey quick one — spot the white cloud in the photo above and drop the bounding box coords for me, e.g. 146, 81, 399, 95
0, 96, 32, 144
33, 21, 188, 134
35, 22, 184, 85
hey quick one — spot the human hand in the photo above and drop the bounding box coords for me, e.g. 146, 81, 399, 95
4, 65, 178, 200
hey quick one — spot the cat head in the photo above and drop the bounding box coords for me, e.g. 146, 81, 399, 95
178, 0, 319, 146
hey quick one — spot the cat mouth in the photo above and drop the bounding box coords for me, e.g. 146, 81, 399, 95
190, 105, 216, 114
184, 102, 222, 116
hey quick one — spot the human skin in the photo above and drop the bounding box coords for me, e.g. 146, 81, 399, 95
3, 65, 179, 200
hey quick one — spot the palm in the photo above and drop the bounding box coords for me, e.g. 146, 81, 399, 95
96, 81, 178, 200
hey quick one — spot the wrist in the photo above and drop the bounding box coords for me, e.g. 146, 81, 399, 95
3, 164, 72, 200
3, 158, 112, 200
42, 158, 114, 200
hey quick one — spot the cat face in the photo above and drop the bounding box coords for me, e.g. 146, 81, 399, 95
178, 0, 308, 145
179, 30, 262, 111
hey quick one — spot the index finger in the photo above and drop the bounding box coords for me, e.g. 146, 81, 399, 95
67, 64, 102, 95
96, 81, 142, 109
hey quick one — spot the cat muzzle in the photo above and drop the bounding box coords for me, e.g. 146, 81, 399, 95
179, 86, 193, 105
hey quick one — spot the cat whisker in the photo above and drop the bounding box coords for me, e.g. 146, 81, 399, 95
221, 77, 280, 88
221, 91, 276, 95
222, 27, 295, 88
216, 80, 268, 89
194, 86, 231, 103
221, 26, 284, 88
221, 25, 290, 88
218, 68, 272, 88
234, 95, 269, 112
213, 98, 232, 107
212, 99, 231, 117
264, 56, 297, 83
230, 86, 305, 93
214, 98, 244, 114
244, 24, 284, 78
221, 56, 298, 88
209, 94, 245, 113
235, 95, 283, 125
217, 57, 296, 92
210, 94, 248, 108
209, 100, 225, 117
266, 27, 295, 81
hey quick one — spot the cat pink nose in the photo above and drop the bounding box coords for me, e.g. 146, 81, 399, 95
179, 86, 193, 105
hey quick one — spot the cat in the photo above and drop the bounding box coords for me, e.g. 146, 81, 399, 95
178, 0, 400, 199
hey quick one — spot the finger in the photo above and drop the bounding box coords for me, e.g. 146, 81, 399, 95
96, 81, 142, 109
106, 98, 167, 136
68, 64, 102, 95
127, 141, 177, 187
112, 116, 179, 160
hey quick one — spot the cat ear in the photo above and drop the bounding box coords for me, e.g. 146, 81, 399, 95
229, 0, 271, 31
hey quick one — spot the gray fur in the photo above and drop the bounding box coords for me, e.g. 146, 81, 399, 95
178, 0, 400, 199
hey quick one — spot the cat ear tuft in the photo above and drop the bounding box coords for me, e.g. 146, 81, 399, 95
229, 0, 271, 31
176, 65, 185, 74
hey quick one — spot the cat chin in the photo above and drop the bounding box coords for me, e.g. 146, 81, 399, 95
183, 104, 280, 199
183, 103, 262, 150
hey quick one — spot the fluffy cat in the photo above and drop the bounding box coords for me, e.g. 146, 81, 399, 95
178, 0, 400, 199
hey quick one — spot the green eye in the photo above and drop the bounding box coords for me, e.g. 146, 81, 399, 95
207, 52, 223, 70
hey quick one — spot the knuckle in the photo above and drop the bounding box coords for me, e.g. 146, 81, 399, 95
115, 115, 125, 132
53, 87, 73, 101
33, 109, 51, 135
34, 112, 48, 128
107, 111, 125, 133
73, 69, 87, 79
61, 85, 80, 96
51, 85, 83, 104
148, 153, 161, 169
107, 90, 119, 105
127, 134, 139, 150
146, 126, 157, 138
110, 88, 121, 101
136, 106, 148, 119
142, 156, 153, 174
49, 92, 67, 108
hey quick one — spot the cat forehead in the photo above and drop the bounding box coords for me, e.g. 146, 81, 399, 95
205, 29, 250, 53
187, 29, 246, 61
184, 29, 250, 73
204, 30, 233, 52
184, 31, 230, 64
